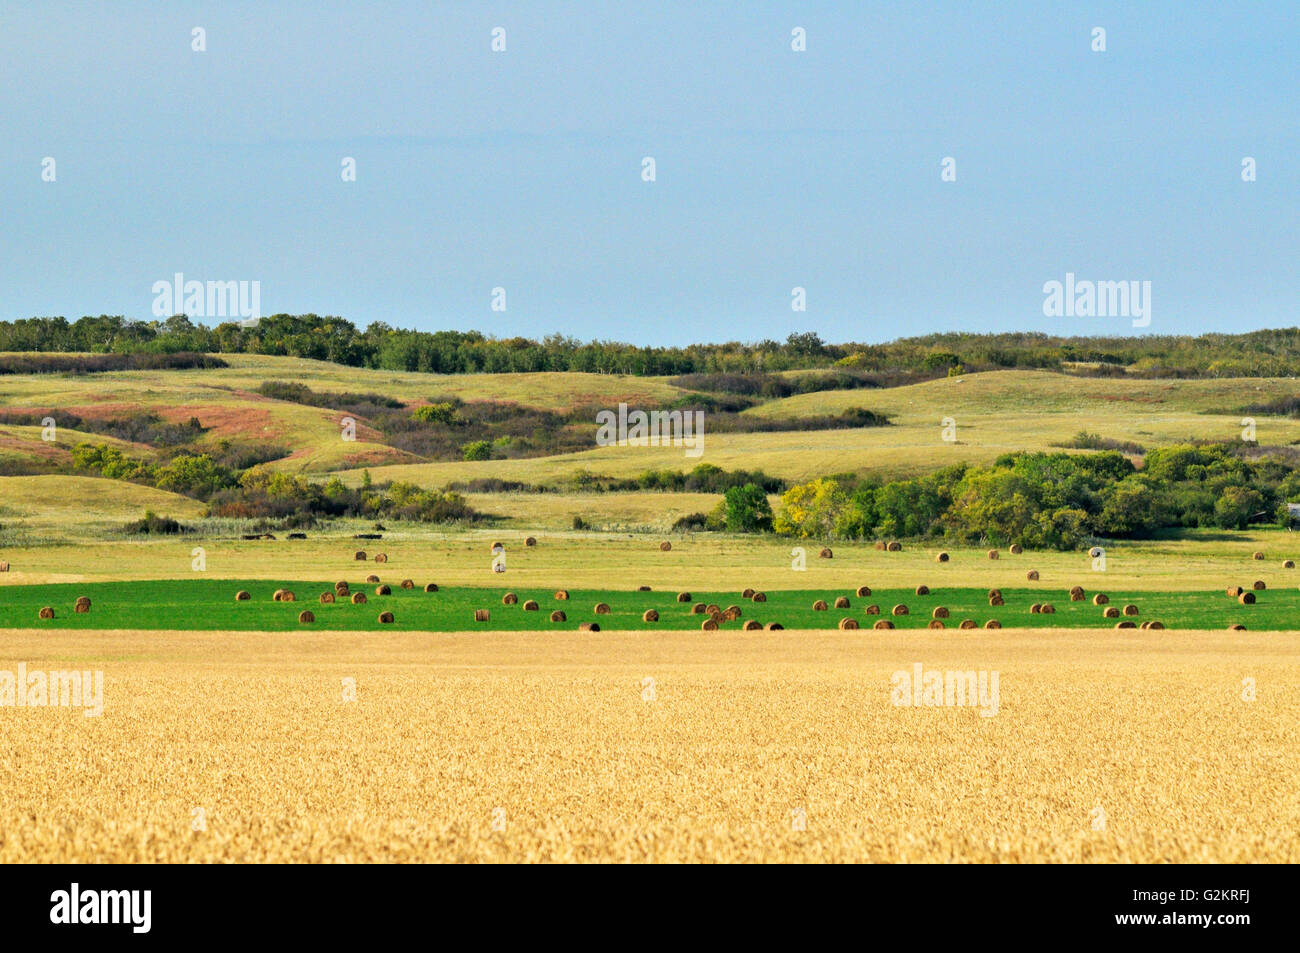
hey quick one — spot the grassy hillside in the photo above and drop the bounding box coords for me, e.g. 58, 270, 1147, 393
0, 475, 207, 541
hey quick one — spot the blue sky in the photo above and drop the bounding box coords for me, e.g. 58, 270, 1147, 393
2, 1, 1296, 344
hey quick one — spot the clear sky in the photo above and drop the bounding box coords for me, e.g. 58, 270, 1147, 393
2, 1, 1296, 345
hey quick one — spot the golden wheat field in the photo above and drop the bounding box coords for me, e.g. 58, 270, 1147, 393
1, 627, 1295, 863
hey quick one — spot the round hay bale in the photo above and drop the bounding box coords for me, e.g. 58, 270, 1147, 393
374, 553, 387, 564
988, 595, 1004, 607
637, 586, 651, 592
351, 592, 367, 605
932, 606, 950, 619
1040, 604, 1056, 614
400, 579, 414, 590
891, 604, 908, 616
298, 610, 315, 624
987, 549, 999, 560
365, 574, 380, 584
1027, 570, 1039, 581
235, 590, 251, 602
1089, 547, 1104, 558
355, 551, 366, 560
691, 603, 706, 614
928, 620, 946, 629
819, 547, 833, 559
1253, 551, 1265, 560
741, 588, 755, 599
812, 600, 829, 611
1226, 586, 1243, 597
272, 589, 287, 601
705, 604, 721, 615
1009, 543, 1023, 555
659, 541, 672, 551
1238, 591, 1256, 605
425, 583, 438, 593
864, 605, 881, 615
555, 589, 570, 601
765, 622, 784, 631
473, 609, 489, 622
335, 580, 349, 591
377, 611, 395, 624
1228, 623, 1246, 631
886, 541, 901, 552
488, 541, 504, 554
525, 536, 537, 547
873, 619, 894, 630
936, 552, 949, 562
1139, 621, 1151, 630
1092, 593, 1109, 605
502, 592, 519, 605
856, 585, 872, 597
1146, 620, 1165, 630
874, 541, 887, 551
38, 607, 54, 620
988, 589, 1002, 600
834, 596, 850, 609
523, 600, 539, 611
915, 585, 929, 596
1122, 604, 1139, 616
722, 606, 742, 621
1069, 586, 1085, 601
1030, 603, 1042, 614
676, 592, 691, 602
376, 584, 391, 596
642, 609, 659, 622
743, 620, 763, 631
1285, 560, 1296, 569
701, 619, 719, 631
984, 619, 1002, 629
579, 622, 600, 632
959, 619, 978, 629
1103, 606, 1120, 618
280, 590, 296, 603
838, 618, 860, 630
1115, 621, 1137, 629
319, 592, 335, 604
1253, 580, 1266, 591
751, 591, 767, 603
550, 610, 567, 622
74, 596, 91, 612
594, 602, 612, 615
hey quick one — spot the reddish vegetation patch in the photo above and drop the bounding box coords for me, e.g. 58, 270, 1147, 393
340, 447, 420, 468
0, 432, 70, 461
155, 404, 282, 440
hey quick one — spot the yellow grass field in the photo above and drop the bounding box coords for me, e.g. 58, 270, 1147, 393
0, 627, 1293, 862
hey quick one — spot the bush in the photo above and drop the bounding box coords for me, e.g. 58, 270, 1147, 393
461, 440, 492, 461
